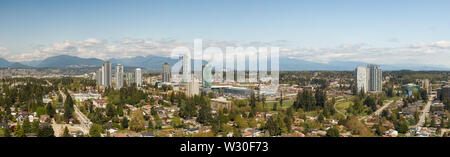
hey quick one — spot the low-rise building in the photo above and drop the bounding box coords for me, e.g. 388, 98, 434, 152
93, 99, 107, 109
210, 97, 232, 111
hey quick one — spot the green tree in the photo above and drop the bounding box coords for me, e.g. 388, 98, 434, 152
106, 103, 116, 118
283, 116, 292, 133
171, 116, 182, 128
121, 117, 129, 129
279, 92, 283, 108
62, 126, 71, 137
14, 123, 25, 137
147, 119, 154, 130
89, 124, 103, 137
170, 92, 175, 104
63, 94, 74, 120
197, 104, 213, 124
250, 91, 257, 108
351, 96, 363, 115
374, 123, 386, 136
37, 125, 55, 137
155, 117, 163, 129
233, 128, 242, 137
326, 127, 340, 137
431, 118, 437, 128
318, 112, 325, 123
266, 116, 282, 136
129, 109, 146, 132
396, 121, 409, 134
3, 127, 11, 137
420, 88, 428, 101
23, 118, 32, 133
46, 103, 56, 118
179, 101, 197, 119
31, 119, 40, 134
364, 96, 377, 112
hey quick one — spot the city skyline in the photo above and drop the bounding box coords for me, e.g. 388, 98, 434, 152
2, 0, 450, 150
0, 0, 449, 68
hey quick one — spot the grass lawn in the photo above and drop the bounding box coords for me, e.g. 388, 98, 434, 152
265, 100, 294, 109
388, 96, 401, 102
304, 112, 317, 117
335, 101, 353, 111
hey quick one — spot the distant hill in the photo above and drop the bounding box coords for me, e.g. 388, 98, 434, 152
0, 58, 32, 68
20, 60, 43, 67
2, 54, 449, 71
0, 58, 10, 67
110, 55, 179, 70
36, 55, 104, 68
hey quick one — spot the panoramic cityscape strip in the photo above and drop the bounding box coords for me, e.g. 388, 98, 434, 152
0, 0, 449, 142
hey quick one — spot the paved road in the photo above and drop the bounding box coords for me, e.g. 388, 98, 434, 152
416, 98, 433, 129
359, 100, 394, 121
73, 103, 91, 134
58, 90, 92, 135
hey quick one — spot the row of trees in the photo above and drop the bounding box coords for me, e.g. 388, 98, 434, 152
292, 89, 335, 117
2, 118, 54, 137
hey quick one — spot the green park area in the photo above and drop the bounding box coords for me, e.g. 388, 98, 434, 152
335, 101, 353, 111
265, 100, 294, 109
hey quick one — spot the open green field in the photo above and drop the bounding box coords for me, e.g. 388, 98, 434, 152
387, 96, 401, 102
265, 100, 294, 109
335, 101, 353, 111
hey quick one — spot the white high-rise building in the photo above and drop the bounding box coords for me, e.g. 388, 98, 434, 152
101, 65, 105, 86
115, 64, 124, 89
368, 64, 382, 92
355, 65, 382, 94
126, 72, 134, 86
135, 68, 142, 87
102, 61, 112, 87
182, 54, 191, 83
355, 66, 369, 94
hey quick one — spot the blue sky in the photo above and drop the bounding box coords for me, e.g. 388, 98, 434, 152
0, 0, 450, 67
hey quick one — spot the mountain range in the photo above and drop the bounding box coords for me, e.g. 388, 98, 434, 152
0, 55, 448, 71
0, 58, 32, 68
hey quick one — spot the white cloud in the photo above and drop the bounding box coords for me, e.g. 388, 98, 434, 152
0, 47, 8, 57
411, 40, 450, 49
282, 42, 450, 67
431, 41, 450, 48
2, 39, 450, 68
